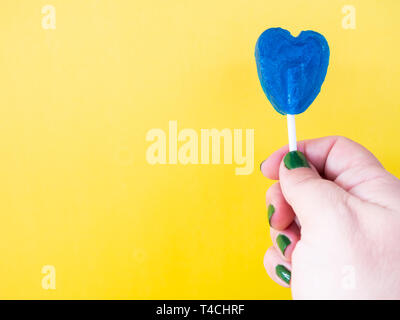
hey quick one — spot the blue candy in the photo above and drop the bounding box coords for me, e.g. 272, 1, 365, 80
255, 28, 330, 115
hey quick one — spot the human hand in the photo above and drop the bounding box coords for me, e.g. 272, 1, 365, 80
261, 136, 400, 299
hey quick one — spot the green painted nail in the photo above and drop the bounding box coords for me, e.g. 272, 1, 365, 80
276, 234, 291, 255
276, 265, 291, 285
283, 151, 310, 170
267, 204, 275, 225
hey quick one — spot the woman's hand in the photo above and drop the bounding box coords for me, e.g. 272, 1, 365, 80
261, 136, 400, 299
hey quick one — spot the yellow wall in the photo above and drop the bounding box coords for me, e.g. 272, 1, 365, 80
0, 0, 399, 299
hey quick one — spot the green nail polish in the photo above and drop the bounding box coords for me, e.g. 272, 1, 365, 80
267, 204, 275, 225
283, 151, 310, 170
276, 234, 291, 255
276, 265, 291, 285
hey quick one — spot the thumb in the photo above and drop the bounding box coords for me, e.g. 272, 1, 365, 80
279, 151, 350, 228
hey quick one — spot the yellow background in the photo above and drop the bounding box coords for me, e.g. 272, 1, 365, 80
0, 0, 399, 299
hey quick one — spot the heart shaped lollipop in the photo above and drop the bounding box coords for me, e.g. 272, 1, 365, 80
255, 28, 330, 151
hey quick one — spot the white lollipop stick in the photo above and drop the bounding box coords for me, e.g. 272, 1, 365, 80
287, 114, 297, 152
287, 113, 301, 227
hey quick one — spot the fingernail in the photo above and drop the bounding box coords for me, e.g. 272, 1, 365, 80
267, 204, 275, 225
260, 160, 265, 171
283, 151, 310, 170
276, 264, 291, 285
276, 234, 291, 255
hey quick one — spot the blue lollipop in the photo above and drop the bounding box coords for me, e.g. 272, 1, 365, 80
255, 27, 330, 151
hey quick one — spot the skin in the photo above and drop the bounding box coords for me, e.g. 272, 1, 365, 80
260, 136, 400, 299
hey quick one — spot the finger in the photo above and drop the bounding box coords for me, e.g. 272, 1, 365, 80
270, 222, 300, 261
263, 247, 292, 288
266, 182, 295, 230
278, 150, 351, 229
260, 136, 383, 183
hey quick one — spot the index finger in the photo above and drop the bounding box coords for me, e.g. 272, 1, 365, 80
260, 136, 383, 181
